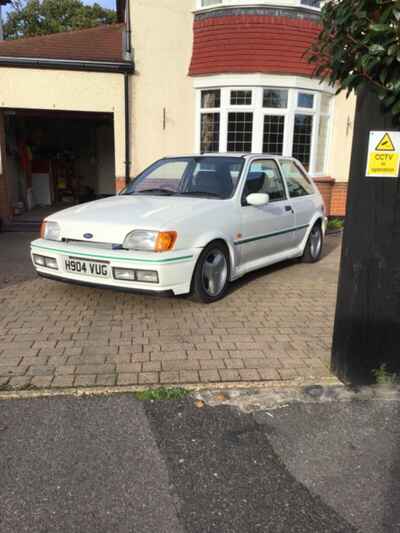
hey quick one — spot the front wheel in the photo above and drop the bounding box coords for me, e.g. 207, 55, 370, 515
301, 223, 323, 263
191, 242, 230, 303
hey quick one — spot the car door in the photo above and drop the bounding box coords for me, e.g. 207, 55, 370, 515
278, 159, 316, 246
238, 159, 295, 267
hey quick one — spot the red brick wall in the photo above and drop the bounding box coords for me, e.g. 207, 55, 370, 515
330, 183, 348, 217
115, 177, 126, 193
314, 177, 348, 217
189, 15, 321, 76
0, 112, 11, 221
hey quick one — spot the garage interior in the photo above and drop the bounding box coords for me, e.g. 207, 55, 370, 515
4, 109, 116, 223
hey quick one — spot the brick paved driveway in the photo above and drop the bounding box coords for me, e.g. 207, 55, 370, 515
0, 232, 341, 390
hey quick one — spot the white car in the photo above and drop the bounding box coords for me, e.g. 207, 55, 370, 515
31, 154, 327, 303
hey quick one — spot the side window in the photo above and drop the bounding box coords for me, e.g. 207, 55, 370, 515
244, 160, 286, 202
280, 160, 315, 198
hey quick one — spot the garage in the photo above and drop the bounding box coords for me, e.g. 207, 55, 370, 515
0, 22, 133, 228
4, 109, 115, 223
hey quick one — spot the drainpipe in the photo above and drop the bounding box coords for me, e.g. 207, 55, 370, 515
123, 0, 132, 185
124, 72, 131, 185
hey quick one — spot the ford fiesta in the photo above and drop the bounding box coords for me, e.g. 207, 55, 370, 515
31, 154, 327, 303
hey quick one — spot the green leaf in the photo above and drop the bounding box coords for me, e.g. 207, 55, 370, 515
369, 23, 391, 32
369, 44, 386, 55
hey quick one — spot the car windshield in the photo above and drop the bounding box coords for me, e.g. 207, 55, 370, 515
123, 156, 245, 199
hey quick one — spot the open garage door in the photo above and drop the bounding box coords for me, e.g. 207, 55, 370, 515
3, 109, 115, 223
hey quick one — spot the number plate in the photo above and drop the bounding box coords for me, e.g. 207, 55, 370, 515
64, 257, 110, 278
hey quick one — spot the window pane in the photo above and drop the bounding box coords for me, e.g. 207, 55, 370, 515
201, 90, 220, 109
245, 160, 286, 202
230, 90, 252, 105
280, 160, 314, 198
320, 94, 331, 114
201, 0, 223, 5
297, 93, 314, 109
227, 112, 253, 152
263, 89, 288, 108
315, 115, 329, 173
263, 115, 285, 155
300, 0, 321, 7
292, 114, 313, 170
201, 113, 220, 152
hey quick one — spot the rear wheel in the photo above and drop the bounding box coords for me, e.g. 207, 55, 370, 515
191, 242, 230, 303
301, 223, 323, 263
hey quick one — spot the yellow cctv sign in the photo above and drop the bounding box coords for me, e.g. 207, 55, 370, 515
366, 131, 400, 177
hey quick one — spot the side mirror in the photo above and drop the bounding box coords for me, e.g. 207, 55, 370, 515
246, 193, 270, 207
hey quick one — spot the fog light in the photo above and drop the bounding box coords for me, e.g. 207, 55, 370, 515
33, 254, 46, 266
136, 270, 158, 283
44, 257, 58, 270
113, 267, 136, 281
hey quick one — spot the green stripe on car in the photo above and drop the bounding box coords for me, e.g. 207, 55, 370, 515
234, 224, 309, 246
31, 244, 194, 264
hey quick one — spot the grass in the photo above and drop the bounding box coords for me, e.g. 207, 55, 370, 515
372, 364, 399, 385
134, 386, 190, 401
327, 218, 344, 231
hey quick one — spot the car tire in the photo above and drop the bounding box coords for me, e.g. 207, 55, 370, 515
301, 222, 323, 263
191, 242, 230, 303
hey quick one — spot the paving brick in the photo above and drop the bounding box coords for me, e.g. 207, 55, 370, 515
27, 366, 56, 376
179, 370, 199, 383
200, 359, 226, 370
258, 369, 281, 381
55, 365, 76, 375
0, 365, 28, 377
219, 369, 240, 382
96, 374, 116, 386
75, 364, 115, 375
151, 351, 187, 361
278, 368, 300, 380
52, 375, 75, 388
224, 358, 244, 369
74, 375, 97, 387
138, 372, 159, 385
31, 376, 53, 388
9, 376, 32, 389
238, 369, 261, 381
116, 363, 142, 374
142, 361, 161, 372
117, 373, 138, 386
199, 370, 220, 383
162, 360, 200, 371
160, 371, 180, 384
187, 350, 212, 360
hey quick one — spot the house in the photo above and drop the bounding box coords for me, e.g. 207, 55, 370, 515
0, 0, 354, 225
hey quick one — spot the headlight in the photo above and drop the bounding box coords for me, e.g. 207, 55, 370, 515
40, 221, 61, 241
123, 230, 177, 252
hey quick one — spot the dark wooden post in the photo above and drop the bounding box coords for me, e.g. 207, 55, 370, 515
331, 86, 400, 384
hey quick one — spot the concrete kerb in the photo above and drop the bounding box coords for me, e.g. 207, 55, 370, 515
0, 378, 399, 411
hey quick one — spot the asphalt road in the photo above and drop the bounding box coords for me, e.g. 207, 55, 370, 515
0, 394, 398, 532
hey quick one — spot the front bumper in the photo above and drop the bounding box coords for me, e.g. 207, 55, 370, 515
30, 239, 199, 296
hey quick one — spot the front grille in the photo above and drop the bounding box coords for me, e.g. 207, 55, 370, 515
64, 239, 122, 250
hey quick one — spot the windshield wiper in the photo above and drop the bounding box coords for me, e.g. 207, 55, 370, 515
132, 188, 177, 196
179, 191, 223, 198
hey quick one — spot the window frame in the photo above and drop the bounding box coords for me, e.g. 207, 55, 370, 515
196, 86, 332, 175
196, 0, 322, 12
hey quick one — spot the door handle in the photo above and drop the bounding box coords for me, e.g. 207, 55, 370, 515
285, 205, 294, 213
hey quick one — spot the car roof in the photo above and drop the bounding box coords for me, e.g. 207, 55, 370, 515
165, 153, 293, 160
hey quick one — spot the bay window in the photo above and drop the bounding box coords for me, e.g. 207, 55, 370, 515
198, 86, 332, 174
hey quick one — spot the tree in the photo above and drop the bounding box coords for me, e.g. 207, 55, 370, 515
308, 0, 400, 384
3, 0, 117, 40
308, 0, 400, 118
